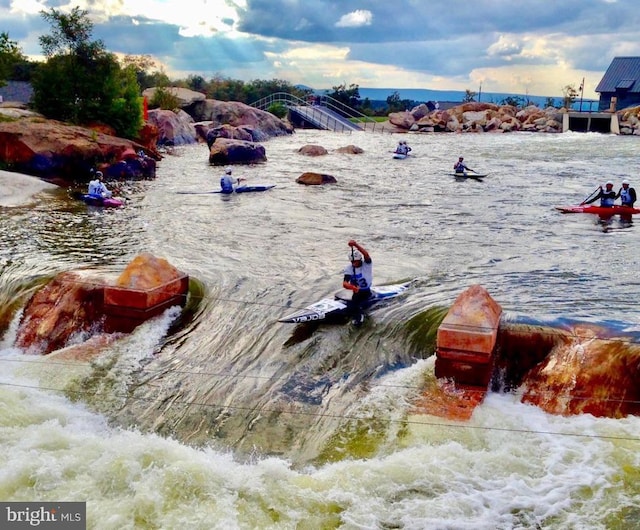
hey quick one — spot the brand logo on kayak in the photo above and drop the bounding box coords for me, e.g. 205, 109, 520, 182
291, 312, 325, 323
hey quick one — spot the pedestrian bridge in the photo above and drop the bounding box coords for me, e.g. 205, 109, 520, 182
250, 92, 377, 133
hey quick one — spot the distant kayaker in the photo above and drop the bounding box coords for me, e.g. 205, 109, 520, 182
395, 141, 411, 156
453, 156, 472, 174
220, 167, 245, 194
616, 180, 636, 207
87, 171, 112, 198
583, 181, 616, 207
342, 240, 373, 326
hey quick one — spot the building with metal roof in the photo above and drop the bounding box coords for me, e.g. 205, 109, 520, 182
595, 57, 640, 111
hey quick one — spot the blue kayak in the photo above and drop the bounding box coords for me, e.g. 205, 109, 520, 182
177, 185, 276, 195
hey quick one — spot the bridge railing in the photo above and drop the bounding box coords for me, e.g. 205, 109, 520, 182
250, 92, 387, 132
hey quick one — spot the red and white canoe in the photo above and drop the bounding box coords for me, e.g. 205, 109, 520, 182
555, 204, 640, 215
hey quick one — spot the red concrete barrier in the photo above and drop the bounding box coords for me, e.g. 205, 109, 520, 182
103, 274, 189, 333
435, 285, 502, 388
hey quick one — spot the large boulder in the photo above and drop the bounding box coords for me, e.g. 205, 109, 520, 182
208, 137, 267, 165
298, 144, 328, 156
142, 86, 206, 108
146, 109, 198, 146
389, 111, 415, 129
14, 272, 105, 355
296, 172, 337, 185
204, 124, 254, 148
0, 119, 157, 184
188, 99, 293, 139
335, 145, 364, 154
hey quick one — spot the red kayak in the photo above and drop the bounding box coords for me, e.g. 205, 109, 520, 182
555, 204, 640, 215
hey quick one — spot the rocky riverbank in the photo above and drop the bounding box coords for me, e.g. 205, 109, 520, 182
386, 101, 640, 135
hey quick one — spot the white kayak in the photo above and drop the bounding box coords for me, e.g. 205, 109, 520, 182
278, 282, 411, 324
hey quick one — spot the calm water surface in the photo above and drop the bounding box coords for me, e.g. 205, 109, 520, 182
1, 130, 639, 529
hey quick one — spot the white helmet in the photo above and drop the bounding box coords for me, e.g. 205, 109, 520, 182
225, 167, 232, 174
350, 250, 363, 262
605, 181, 614, 186
96, 171, 103, 178
622, 179, 630, 185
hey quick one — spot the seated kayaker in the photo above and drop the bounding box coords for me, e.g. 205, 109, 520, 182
453, 156, 471, 174
616, 180, 636, 207
583, 181, 616, 207
219, 167, 245, 194
394, 141, 411, 155
87, 171, 112, 198
342, 240, 373, 326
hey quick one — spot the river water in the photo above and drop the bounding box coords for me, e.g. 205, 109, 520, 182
1, 130, 639, 529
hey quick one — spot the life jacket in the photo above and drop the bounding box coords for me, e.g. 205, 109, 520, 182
220, 175, 234, 193
600, 190, 616, 207
343, 261, 373, 290
88, 180, 102, 196
620, 188, 634, 206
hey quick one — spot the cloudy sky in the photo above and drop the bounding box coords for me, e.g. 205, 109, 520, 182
3, 0, 640, 99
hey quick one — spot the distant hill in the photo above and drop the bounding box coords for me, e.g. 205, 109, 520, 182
306, 86, 598, 112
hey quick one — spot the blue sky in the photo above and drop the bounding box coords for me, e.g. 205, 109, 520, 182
3, 0, 640, 99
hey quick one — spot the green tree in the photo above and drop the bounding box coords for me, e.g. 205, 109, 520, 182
0, 32, 26, 87
149, 85, 180, 110
121, 54, 167, 90
500, 95, 525, 108
32, 7, 142, 138
462, 89, 476, 103
267, 102, 287, 119
326, 83, 360, 108
561, 84, 579, 109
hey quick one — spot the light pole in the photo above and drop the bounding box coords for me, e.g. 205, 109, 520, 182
579, 77, 585, 112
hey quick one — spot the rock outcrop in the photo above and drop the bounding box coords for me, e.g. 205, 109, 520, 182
142, 86, 206, 108
296, 172, 337, 185
14, 254, 189, 355
298, 145, 328, 156
395, 102, 566, 134
146, 108, 198, 146
618, 105, 640, 135
208, 137, 267, 165
15, 272, 106, 355
0, 118, 158, 185
335, 145, 364, 154
188, 99, 293, 139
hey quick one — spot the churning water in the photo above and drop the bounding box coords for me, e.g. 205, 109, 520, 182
1, 130, 639, 529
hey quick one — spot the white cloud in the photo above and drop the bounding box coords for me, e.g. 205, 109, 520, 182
335, 9, 373, 28
10, 0, 47, 15
487, 35, 524, 58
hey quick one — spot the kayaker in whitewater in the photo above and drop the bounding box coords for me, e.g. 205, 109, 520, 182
87, 171, 112, 198
582, 181, 616, 207
342, 240, 373, 326
220, 167, 245, 194
453, 156, 472, 175
616, 180, 636, 207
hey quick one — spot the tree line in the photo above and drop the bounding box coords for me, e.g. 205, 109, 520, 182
0, 7, 581, 140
